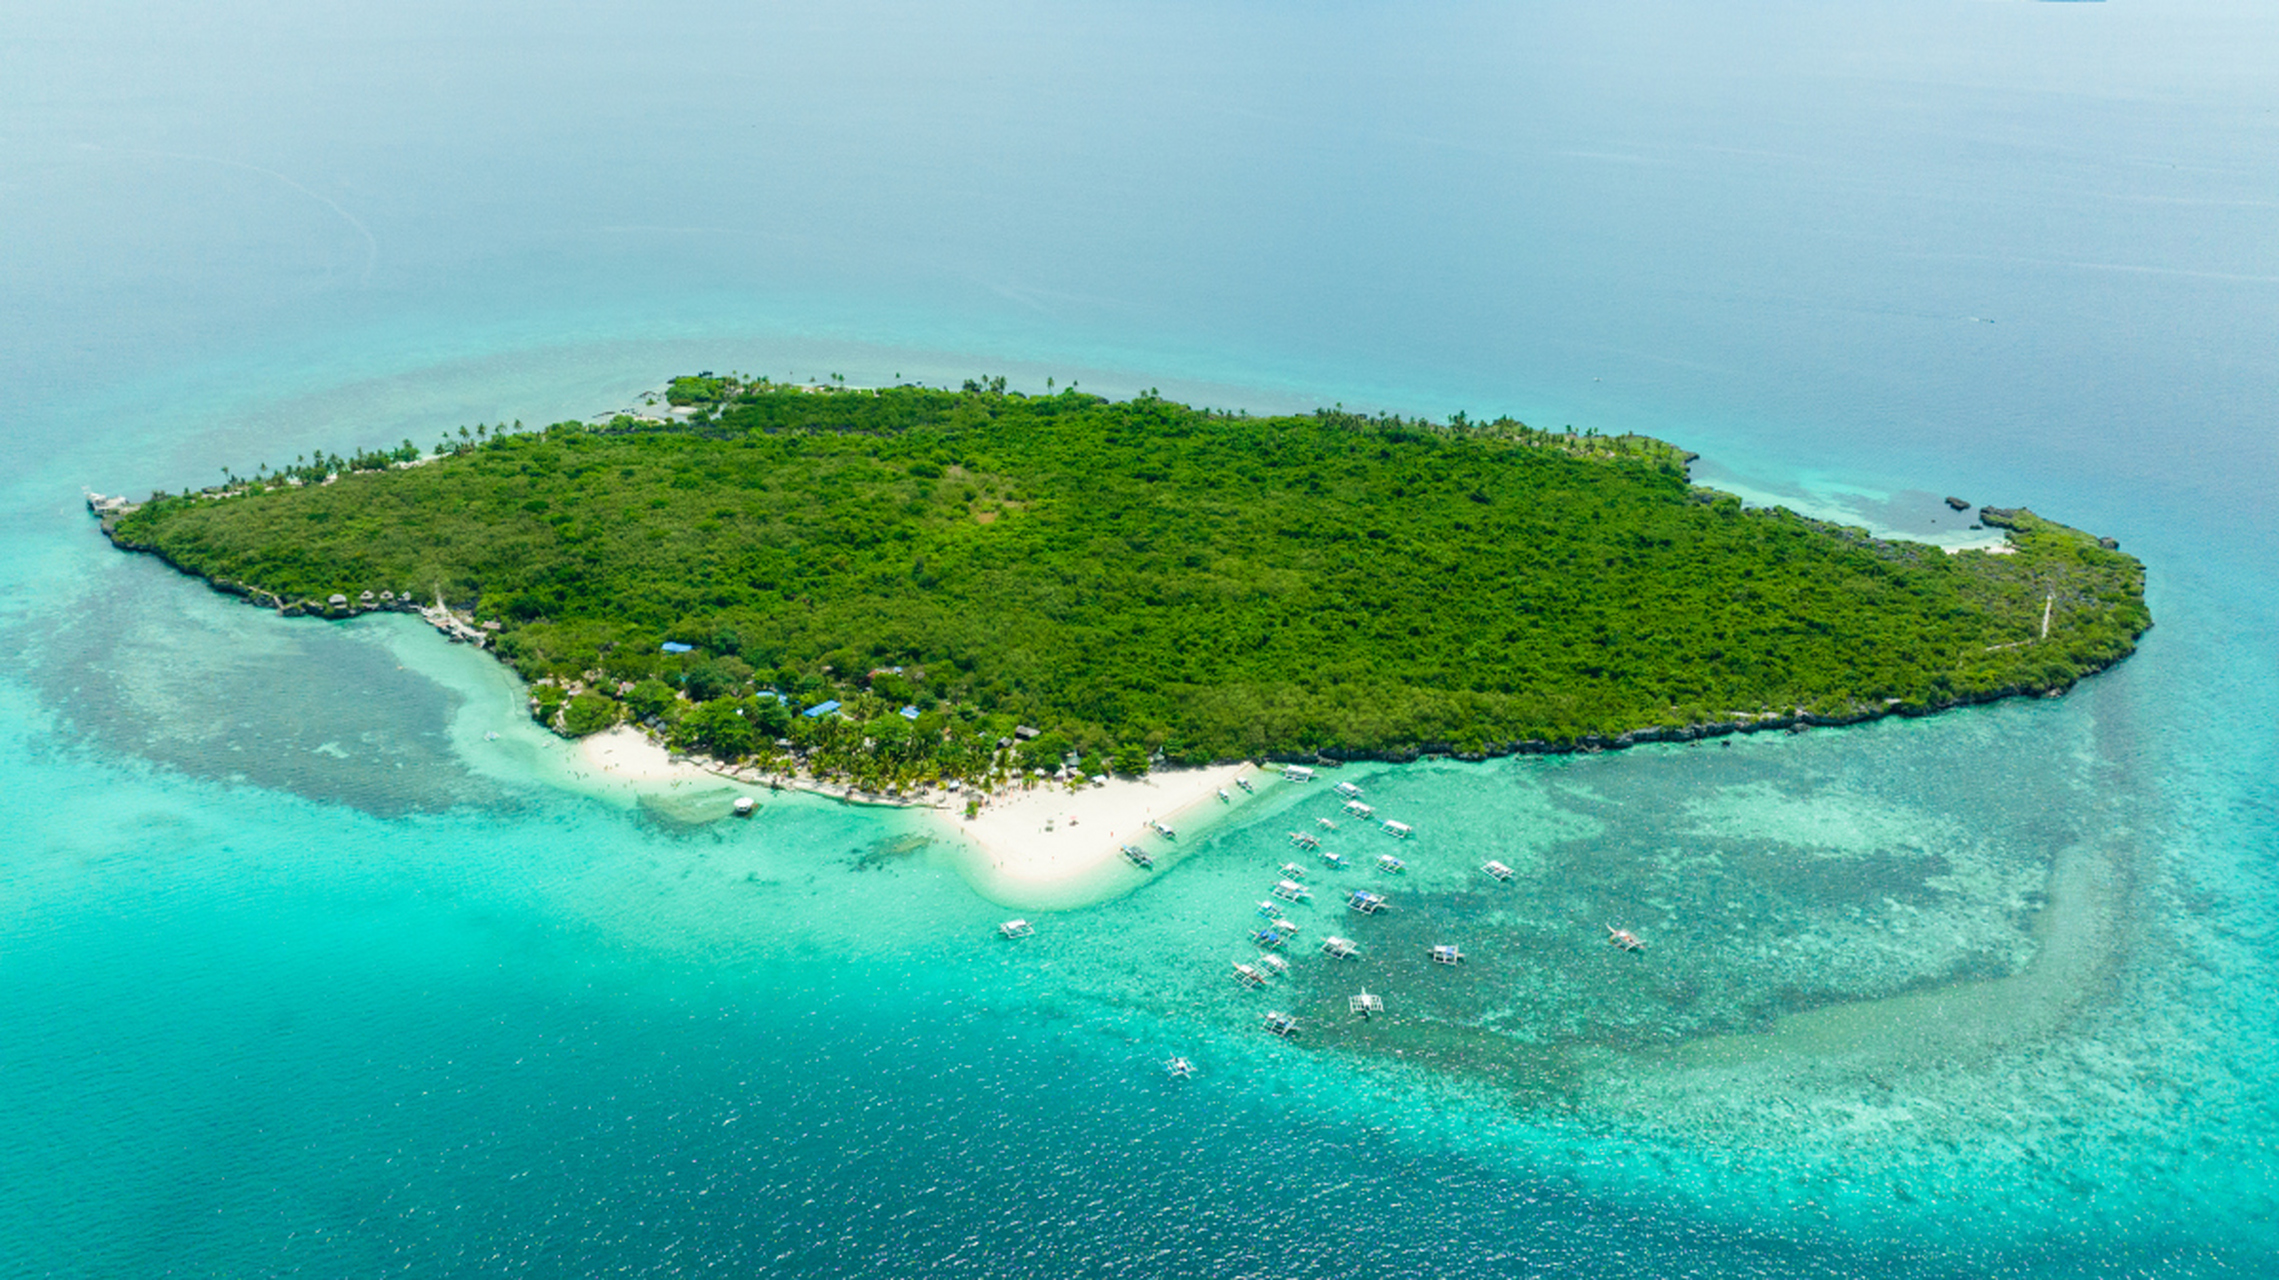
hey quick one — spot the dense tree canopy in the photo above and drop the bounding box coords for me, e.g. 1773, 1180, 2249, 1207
109, 380, 2149, 772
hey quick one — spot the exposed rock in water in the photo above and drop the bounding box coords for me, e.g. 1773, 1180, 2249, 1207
2099, 536, 2120, 550
1945, 495, 1971, 511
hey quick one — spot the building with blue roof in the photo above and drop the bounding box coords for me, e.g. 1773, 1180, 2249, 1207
660, 641, 694, 654
802, 699, 841, 719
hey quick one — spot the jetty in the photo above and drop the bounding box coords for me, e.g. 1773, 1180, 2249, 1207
1480, 860, 1514, 882
1320, 935, 1360, 959
1349, 990, 1384, 1017
1000, 919, 1035, 939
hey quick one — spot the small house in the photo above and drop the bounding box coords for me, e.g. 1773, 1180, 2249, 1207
802, 700, 842, 719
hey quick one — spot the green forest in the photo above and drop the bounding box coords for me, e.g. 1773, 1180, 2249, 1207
106, 378, 2149, 787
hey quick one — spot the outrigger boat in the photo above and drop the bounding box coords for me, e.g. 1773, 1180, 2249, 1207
1316, 817, 1337, 830
1232, 962, 1268, 988
1254, 900, 1280, 919
1606, 924, 1646, 953
1269, 917, 1301, 938
1334, 781, 1364, 800
1262, 1010, 1301, 1038
1235, 777, 1255, 794
1346, 890, 1390, 915
1165, 1056, 1197, 1079
1376, 854, 1406, 874
1318, 849, 1349, 869
1278, 862, 1308, 879
1343, 800, 1375, 819
1282, 766, 1315, 783
1217, 787, 1232, 803
1148, 818, 1177, 839
1381, 820, 1414, 839
1121, 844, 1154, 869
1288, 830, 1321, 849
1320, 935, 1361, 959
1251, 927, 1289, 950
1270, 878, 1310, 902
1429, 944, 1465, 965
1349, 990, 1384, 1017
1480, 860, 1515, 882
1257, 954, 1290, 978
1000, 919, 1035, 939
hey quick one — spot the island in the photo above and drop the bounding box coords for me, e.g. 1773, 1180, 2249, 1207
94, 376, 2149, 833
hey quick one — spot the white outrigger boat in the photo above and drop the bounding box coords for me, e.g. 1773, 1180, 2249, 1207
1287, 830, 1321, 849
1165, 1056, 1197, 1079
1480, 860, 1515, 882
1270, 878, 1311, 902
1333, 781, 1364, 800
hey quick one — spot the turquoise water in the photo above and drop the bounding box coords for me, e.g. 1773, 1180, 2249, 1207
6, 1, 2278, 1274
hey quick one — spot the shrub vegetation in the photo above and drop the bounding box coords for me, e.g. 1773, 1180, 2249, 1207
107, 379, 2150, 784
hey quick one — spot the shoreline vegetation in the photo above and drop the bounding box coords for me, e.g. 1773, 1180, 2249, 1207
92, 376, 2150, 816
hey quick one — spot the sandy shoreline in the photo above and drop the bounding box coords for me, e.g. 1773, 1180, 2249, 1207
564, 724, 1263, 907
938, 762, 1262, 909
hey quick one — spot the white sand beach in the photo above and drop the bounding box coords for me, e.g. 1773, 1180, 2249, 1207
938, 761, 1262, 908
572, 724, 718, 784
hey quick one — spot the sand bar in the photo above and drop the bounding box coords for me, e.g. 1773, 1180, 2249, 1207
936, 762, 1262, 909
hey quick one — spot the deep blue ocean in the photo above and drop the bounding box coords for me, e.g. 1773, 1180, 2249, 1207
5, 2, 2276, 1275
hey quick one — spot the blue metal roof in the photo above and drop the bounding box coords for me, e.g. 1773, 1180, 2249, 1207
802, 699, 841, 719
899, 705, 921, 720
660, 641, 694, 654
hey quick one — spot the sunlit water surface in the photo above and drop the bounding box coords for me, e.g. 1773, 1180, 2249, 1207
3, 1, 2276, 1275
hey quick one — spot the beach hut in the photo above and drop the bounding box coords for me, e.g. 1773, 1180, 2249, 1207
1382, 820, 1414, 839
327, 593, 349, 607
1430, 944, 1465, 965
1320, 936, 1360, 959
1349, 990, 1384, 1017
1481, 860, 1515, 882
999, 919, 1034, 939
